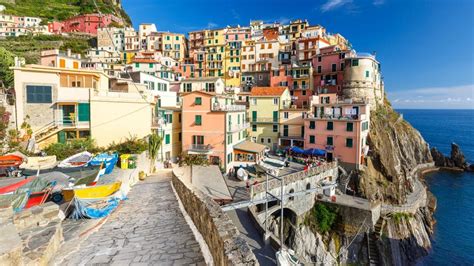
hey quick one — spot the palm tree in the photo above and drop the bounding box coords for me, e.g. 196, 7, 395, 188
148, 133, 162, 173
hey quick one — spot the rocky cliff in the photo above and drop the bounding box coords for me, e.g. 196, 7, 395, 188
289, 99, 437, 265
358, 102, 433, 205
431, 143, 474, 171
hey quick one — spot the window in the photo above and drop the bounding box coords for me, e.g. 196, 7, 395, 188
252, 111, 257, 122
261, 138, 264, 143
267, 138, 271, 143
227, 135, 233, 144
273, 98, 278, 105
347, 122, 354, 132
346, 138, 353, 148
317, 56, 321, 62
195, 115, 202, 125
178, 133, 182, 141
26, 85, 52, 103
317, 66, 321, 73
327, 121, 333, 130
149, 63, 153, 68
365, 71, 370, 78
135, 63, 139, 68
195, 97, 202, 105
362, 121, 369, 131
273, 111, 278, 122
309, 121, 315, 129
165, 134, 170, 144
332, 64, 337, 72
352, 59, 359, 66
273, 125, 278, 132
284, 112, 289, 119
309, 135, 315, 144
341, 63, 345, 71
192, 135, 204, 144
327, 136, 333, 146
252, 125, 257, 131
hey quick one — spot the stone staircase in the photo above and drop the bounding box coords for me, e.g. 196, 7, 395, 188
32, 122, 61, 147
367, 218, 383, 266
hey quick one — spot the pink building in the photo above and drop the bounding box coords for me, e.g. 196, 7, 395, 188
181, 91, 248, 171
48, 13, 122, 35
270, 66, 292, 87
304, 93, 370, 170
312, 45, 353, 96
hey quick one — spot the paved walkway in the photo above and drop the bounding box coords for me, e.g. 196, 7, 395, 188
57, 173, 205, 266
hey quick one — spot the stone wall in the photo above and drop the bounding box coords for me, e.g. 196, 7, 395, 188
171, 169, 259, 265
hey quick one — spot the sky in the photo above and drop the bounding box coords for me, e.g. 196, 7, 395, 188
122, 0, 474, 109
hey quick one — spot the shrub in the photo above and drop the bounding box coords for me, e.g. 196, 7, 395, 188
107, 135, 148, 155
311, 203, 338, 233
44, 138, 100, 160
391, 212, 412, 224
179, 153, 209, 167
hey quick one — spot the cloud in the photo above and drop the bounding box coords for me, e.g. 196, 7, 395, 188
231, 9, 240, 20
320, 0, 353, 12
372, 0, 385, 6
207, 22, 218, 29
388, 84, 474, 109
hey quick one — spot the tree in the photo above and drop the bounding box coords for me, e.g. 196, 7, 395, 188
0, 47, 15, 89
148, 133, 162, 173
312, 204, 337, 233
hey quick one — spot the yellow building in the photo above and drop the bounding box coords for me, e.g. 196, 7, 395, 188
204, 29, 225, 78
12, 50, 156, 149
160, 32, 186, 62
248, 87, 291, 150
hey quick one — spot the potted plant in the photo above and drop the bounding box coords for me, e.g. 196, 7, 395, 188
139, 171, 146, 181
148, 133, 162, 173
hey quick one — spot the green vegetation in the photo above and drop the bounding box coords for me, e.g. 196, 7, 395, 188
0, 35, 93, 67
148, 133, 162, 172
107, 135, 148, 155
305, 203, 339, 234
0, 0, 131, 25
0, 47, 15, 89
179, 154, 209, 167
391, 212, 413, 224
44, 138, 100, 160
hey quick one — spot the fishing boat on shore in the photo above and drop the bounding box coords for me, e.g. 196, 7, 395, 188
19, 156, 58, 175
89, 153, 118, 174
0, 176, 35, 195
58, 151, 93, 168
62, 181, 122, 202
0, 154, 24, 168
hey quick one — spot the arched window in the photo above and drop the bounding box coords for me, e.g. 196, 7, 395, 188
306, 183, 311, 190
289, 189, 294, 201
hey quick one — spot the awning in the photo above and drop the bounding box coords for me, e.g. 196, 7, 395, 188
290, 146, 305, 154
234, 141, 267, 154
312, 149, 326, 156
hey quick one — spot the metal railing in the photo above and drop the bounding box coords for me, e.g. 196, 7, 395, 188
188, 144, 213, 152
227, 122, 250, 132
211, 104, 246, 112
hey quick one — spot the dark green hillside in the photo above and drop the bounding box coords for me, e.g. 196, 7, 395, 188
0, 0, 131, 25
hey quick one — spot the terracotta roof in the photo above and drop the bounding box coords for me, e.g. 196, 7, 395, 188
250, 87, 287, 97
132, 58, 159, 63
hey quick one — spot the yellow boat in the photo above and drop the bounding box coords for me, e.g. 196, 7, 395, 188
62, 181, 122, 202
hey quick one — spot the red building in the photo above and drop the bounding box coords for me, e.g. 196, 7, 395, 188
312, 45, 354, 95
48, 13, 123, 35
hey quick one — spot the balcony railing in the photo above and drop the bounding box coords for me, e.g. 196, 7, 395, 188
306, 113, 367, 121
188, 144, 213, 152
211, 104, 246, 112
251, 117, 278, 123
228, 122, 250, 133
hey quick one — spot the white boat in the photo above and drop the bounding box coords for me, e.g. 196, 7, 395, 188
58, 151, 93, 168
236, 167, 248, 181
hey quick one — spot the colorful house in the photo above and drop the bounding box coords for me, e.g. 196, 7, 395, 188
48, 13, 123, 35
248, 87, 291, 150
181, 91, 248, 171
304, 93, 370, 170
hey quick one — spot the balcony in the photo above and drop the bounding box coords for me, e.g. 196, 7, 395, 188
292, 74, 310, 79
188, 144, 213, 153
211, 103, 246, 112
250, 117, 278, 123
306, 113, 367, 121
227, 122, 250, 133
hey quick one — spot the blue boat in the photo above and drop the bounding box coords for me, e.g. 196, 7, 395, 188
89, 153, 118, 174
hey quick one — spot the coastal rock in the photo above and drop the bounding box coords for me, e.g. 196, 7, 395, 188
431, 143, 472, 171
358, 104, 433, 204
290, 226, 336, 265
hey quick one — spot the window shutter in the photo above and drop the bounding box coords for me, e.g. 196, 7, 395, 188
78, 103, 90, 122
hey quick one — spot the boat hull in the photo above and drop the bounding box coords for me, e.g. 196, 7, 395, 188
62, 181, 122, 202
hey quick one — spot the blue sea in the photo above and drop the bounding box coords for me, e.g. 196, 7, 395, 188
399, 109, 474, 265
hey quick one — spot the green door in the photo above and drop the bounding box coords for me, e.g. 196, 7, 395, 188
78, 103, 90, 122
62, 105, 75, 125
58, 131, 66, 144
273, 111, 278, 122
252, 111, 257, 122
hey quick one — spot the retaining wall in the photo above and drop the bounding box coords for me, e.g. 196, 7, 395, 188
172, 169, 259, 266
